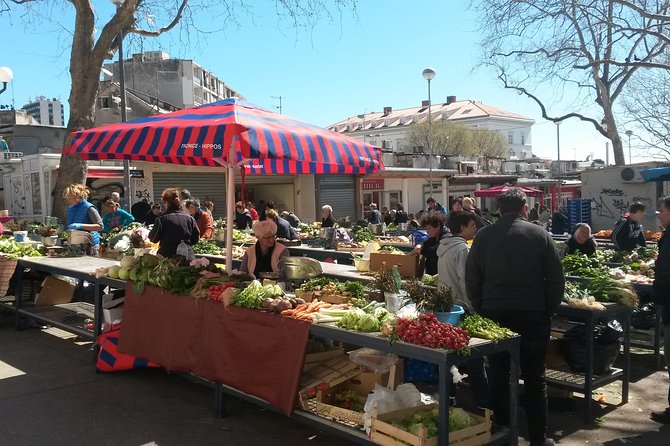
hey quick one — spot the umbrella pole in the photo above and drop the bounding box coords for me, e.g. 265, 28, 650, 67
225, 149, 236, 274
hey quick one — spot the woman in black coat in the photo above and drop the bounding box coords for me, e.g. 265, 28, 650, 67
149, 188, 199, 258
413, 212, 449, 275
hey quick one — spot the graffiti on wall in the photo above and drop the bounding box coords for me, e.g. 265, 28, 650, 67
601, 188, 624, 197
612, 198, 629, 214
590, 197, 615, 219
133, 177, 153, 203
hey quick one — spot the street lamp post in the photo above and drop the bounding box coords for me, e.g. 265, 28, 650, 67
422, 67, 436, 197
555, 120, 562, 212
0, 67, 13, 95
625, 130, 633, 164
111, 0, 131, 211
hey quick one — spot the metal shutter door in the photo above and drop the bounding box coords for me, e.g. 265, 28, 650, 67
152, 172, 227, 219
316, 175, 356, 221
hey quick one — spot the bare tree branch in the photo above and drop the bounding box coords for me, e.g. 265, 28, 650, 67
131, 0, 187, 36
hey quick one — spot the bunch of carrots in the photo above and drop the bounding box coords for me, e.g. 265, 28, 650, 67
281, 300, 348, 321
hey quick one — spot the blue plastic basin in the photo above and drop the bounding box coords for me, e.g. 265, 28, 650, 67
435, 305, 465, 325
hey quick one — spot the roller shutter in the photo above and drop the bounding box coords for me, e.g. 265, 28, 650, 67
152, 172, 227, 218
316, 175, 357, 221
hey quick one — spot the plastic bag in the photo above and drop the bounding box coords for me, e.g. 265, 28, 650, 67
363, 383, 422, 434
176, 241, 195, 261
348, 348, 399, 374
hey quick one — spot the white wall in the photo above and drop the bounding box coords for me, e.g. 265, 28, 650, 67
581, 166, 659, 231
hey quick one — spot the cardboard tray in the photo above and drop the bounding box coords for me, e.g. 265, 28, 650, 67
369, 252, 420, 278
370, 404, 491, 446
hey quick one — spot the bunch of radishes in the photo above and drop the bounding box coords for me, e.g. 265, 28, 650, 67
393, 313, 470, 351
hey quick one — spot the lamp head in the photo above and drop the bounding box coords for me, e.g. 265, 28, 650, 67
625, 130, 633, 137
422, 67, 436, 81
110, 0, 125, 5
0, 67, 14, 83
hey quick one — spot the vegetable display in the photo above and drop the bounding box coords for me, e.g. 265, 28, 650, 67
354, 228, 376, 243
231, 280, 284, 309
460, 315, 515, 341
0, 237, 41, 258
388, 405, 473, 436
391, 313, 470, 351
193, 239, 221, 255
336, 301, 394, 332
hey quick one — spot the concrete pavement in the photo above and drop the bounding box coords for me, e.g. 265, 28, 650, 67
1, 319, 669, 446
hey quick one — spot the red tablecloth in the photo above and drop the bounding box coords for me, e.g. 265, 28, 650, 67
118, 284, 311, 416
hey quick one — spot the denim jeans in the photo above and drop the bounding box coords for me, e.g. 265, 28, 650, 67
480, 309, 552, 443
665, 323, 670, 406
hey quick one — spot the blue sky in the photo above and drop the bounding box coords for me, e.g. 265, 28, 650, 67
1, 0, 633, 162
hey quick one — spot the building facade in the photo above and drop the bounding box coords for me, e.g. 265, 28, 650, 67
328, 97, 535, 166
21, 97, 65, 127
102, 51, 243, 110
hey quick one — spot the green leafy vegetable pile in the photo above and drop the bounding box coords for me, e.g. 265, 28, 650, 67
193, 239, 221, 255
461, 315, 515, 341
0, 237, 42, 259
354, 228, 376, 243
388, 406, 473, 438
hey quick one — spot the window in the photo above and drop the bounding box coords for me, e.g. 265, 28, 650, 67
99, 97, 111, 108
508, 132, 513, 144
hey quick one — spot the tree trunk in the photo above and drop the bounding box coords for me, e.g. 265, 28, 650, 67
52, 4, 101, 222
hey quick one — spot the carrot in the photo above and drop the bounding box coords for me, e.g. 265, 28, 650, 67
280, 309, 295, 316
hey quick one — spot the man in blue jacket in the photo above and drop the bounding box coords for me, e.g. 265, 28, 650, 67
651, 196, 670, 423
466, 188, 565, 446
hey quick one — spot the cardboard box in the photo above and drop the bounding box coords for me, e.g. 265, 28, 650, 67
315, 382, 367, 426
546, 337, 567, 369
369, 252, 420, 278
34, 276, 76, 306
347, 361, 404, 395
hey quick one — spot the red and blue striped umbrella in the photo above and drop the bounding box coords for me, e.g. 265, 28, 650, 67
64, 98, 384, 175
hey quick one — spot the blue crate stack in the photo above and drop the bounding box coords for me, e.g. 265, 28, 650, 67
567, 199, 592, 233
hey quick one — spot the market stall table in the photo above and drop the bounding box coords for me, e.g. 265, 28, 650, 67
12, 256, 124, 346
550, 301, 632, 422
116, 283, 520, 446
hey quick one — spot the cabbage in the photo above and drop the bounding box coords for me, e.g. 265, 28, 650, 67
449, 407, 472, 431
372, 307, 389, 321
357, 314, 381, 332
337, 308, 365, 330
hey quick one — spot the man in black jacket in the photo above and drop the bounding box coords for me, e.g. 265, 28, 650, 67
612, 202, 647, 251
466, 188, 565, 446
651, 196, 670, 423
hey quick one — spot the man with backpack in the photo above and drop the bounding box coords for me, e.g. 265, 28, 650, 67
612, 202, 647, 251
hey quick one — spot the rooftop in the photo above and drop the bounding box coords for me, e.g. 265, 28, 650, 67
329, 99, 534, 133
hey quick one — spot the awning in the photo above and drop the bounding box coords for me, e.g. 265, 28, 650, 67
474, 185, 543, 198
86, 167, 143, 179
640, 166, 670, 182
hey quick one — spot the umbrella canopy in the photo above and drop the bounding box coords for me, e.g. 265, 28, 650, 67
64, 98, 384, 272
474, 185, 544, 198
64, 98, 383, 175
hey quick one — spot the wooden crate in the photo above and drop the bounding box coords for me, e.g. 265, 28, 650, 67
370, 404, 491, 446
298, 356, 365, 408
336, 244, 366, 252
303, 347, 345, 373
315, 382, 367, 426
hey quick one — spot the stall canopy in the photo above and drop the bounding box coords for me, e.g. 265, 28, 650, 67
640, 166, 670, 183
65, 98, 383, 175
474, 185, 544, 198
64, 98, 384, 271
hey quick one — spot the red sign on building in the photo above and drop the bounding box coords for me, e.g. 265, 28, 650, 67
362, 179, 385, 190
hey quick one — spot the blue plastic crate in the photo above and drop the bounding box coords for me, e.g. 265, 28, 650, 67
404, 358, 438, 383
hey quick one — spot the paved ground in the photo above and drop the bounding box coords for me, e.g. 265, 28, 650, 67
0, 318, 669, 446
